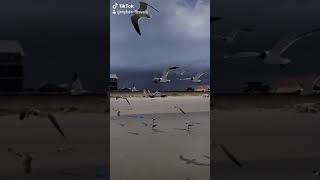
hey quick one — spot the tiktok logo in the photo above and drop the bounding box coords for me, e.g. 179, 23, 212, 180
112, 3, 118, 14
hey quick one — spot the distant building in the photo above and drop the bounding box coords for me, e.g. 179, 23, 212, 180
110, 74, 118, 91
0, 41, 24, 92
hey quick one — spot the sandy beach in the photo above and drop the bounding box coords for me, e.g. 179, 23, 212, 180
111, 95, 210, 180
213, 95, 320, 179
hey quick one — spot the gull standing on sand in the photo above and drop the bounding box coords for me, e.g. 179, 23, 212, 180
131, 1, 159, 35
153, 66, 179, 83
224, 28, 320, 66
180, 72, 207, 83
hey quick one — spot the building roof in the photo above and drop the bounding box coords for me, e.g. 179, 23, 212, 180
110, 74, 118, 79
0, 40, 24, 56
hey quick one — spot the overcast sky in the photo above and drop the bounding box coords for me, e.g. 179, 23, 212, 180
0, 0, 108, 90
110, 0, 210, 90
212, 0, 320, 92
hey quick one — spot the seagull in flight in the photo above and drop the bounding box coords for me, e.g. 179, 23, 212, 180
180, 72, 207, 83
224, 28, 320, 65
213, 28, 254, 45
19, 108, 67, 140
115, 96, 131, 105
153, 66, 179, 83
131, 1, 159, 35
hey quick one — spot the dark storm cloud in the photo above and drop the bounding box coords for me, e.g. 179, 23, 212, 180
0, 0, 108, 90
211, 0, 320, 92
111, 0, 210, 90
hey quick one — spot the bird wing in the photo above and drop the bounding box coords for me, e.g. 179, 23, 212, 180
138, 1, 148, 11
195, 72, 207, 80
124, 97, 131, 105
179, 107, 186, 114
219, 144, 243, 167
193, 161, 210, 166
271, 28, 320, 55
131, 14, 142, 35
47, 113, 67, 139
179, 155, 191, 163
161, 66, 179, 79
224, 52, 260, 59
180, 77, 192, 80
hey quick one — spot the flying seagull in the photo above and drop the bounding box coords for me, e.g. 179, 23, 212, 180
131, 1, 159, 35
180, 72, 207, 83
224, 28, 320, 65
153, 66, 179, 83
213, 28, 254, 44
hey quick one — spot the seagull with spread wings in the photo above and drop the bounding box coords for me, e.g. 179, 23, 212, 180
224, 28, 320, 66
131, 1, 159, 35
180, 72, 207, 83
153, 66, 179, 83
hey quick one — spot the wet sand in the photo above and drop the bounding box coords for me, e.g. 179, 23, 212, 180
111, 96, 210, 180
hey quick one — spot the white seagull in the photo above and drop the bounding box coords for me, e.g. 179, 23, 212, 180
131, 1, 159, 35
180, 72, 207, 83
224, 28, 320, 65
153, 66, 179, 83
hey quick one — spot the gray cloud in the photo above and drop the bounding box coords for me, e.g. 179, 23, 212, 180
111, 0, 210, 90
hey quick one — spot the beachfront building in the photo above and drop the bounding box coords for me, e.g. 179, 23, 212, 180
110, 74, 118, 91
0, 41, 24, 92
